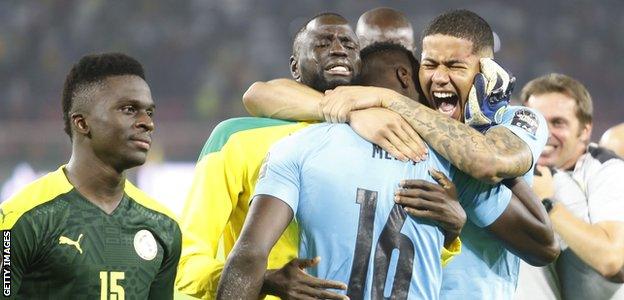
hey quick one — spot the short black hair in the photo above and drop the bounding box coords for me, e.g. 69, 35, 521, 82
360, 42, 419, 86
292, 12, 348, 56
360, 42, 418, 74
422, 9, 493, 55
61, 52, 145, 137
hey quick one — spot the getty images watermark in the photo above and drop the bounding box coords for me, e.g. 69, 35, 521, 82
1, 230, 10, 297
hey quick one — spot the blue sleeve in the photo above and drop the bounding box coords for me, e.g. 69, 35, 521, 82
253, 136, 303, 216
494, 106, 548, 166
451, 167, 512, 228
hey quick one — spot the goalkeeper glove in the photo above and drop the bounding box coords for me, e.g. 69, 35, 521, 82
464, 58, 515, 132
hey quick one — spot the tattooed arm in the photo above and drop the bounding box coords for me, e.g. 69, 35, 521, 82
323, 86, 533, 184
387, 99, 532, 184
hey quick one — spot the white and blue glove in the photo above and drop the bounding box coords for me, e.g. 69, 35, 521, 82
465, 58, 515, 132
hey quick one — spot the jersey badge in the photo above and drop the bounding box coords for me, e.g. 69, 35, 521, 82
134, 229, 158, 261
59, 234, 84, 254
511, 109, 538, 135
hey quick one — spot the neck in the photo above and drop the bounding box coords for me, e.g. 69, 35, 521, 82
65, 144, 127, 214
560, 145, 588, 170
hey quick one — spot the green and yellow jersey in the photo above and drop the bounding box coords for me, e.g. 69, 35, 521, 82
175, 117, 309, 299
0, 166, 182, 300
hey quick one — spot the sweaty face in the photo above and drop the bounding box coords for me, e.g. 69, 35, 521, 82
86, 75, 155, 170
526, 92, 590, 169
419, 34, 480, 121
295, 20, 361, 91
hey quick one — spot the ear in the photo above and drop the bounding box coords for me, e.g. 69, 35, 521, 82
71, 113, 89, 136
396, 66, 411, 89
290, 55, 301, 82
579, 122, 593, 144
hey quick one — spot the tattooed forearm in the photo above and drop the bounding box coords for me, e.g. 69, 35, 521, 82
385, 95, 532, 183
485, 127, 533, 175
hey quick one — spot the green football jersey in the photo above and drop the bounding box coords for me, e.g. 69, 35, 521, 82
0, 166, 182, 300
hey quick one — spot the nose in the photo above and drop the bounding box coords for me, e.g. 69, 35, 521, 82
431, 68, 450, 86
135, 111, 154, 132
329, 39, 347, 56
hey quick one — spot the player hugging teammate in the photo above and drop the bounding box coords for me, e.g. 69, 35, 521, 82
181, 8, 560, 300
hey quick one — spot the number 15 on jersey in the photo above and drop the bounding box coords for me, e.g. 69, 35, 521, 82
100, 271, 125, 300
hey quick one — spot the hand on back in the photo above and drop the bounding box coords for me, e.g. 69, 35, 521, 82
394, 169, 466, 247
263, 257, 349, 300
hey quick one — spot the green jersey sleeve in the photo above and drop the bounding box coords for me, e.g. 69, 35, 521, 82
148, 223, 182, 299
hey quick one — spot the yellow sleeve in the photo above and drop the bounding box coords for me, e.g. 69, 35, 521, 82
440, 238, 462, 267
175, 120, 307, 300
175, 145, 243, 299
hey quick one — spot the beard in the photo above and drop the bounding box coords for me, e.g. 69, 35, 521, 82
302, 68, 353, 92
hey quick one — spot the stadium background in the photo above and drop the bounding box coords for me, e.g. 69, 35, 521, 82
1, 0, 623, 213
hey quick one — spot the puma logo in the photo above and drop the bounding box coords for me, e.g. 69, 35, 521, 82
59, 234, 84, 254
0, 209, 14, 224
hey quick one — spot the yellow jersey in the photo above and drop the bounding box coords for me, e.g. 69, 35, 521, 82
175, 117, 309, 299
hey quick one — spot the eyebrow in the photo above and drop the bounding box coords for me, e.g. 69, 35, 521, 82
316, 32, 354, 40
421, 58, 467, 65
118, 98, 156, 109
444, 59, 466, 65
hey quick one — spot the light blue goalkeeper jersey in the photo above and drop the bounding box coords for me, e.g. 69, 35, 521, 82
254, 123, 511, 299
441, 106, 549, 300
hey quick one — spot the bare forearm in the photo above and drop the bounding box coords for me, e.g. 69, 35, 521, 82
551, 204, 624, 276
217, 249, 267, 300
217, 195, 295, 298
385, 96, 531, 183
243, 79, 323, 120
498, 178, 559, 265
504, 178, 553, 241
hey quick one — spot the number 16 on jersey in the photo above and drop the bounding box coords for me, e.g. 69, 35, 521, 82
347, 188, 415, 300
